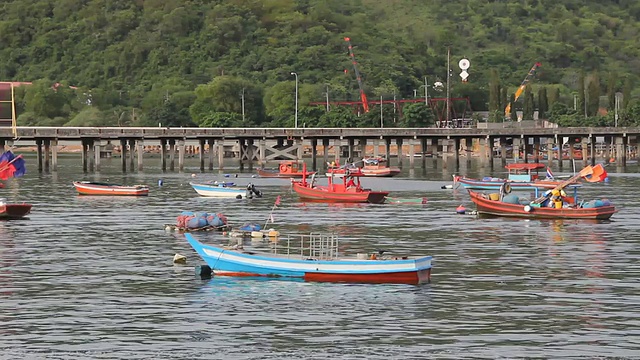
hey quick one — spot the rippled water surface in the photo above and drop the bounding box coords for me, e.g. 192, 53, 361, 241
0, 155, 639, 359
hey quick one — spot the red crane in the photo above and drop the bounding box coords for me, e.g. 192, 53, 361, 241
344, 37, 369, 113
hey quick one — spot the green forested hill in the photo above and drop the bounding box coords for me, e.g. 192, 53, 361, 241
1, 0, 640, 127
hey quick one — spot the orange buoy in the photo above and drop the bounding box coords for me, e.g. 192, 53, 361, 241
456, 204, 466, 214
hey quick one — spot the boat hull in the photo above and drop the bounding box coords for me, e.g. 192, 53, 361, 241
257, 168, 313, 178
190, 183, 247, 198
292, 182, 388, 204
468, 190, 616, 220
361, 167, 401, 177
0, 204, 32, 219
454, 176, 564, 191
73, 182, 149, 196
185, 234, 432, 285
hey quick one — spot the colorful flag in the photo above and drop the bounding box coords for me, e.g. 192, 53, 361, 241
0, 151, 25, 180
274, 195, 281, 206
546, 167, 554, 179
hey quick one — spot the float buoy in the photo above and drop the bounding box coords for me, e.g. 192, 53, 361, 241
158, 179, 164, 186
441, 184, 453, 189
456, 205, 466, 214
191, 173, 197, 178
524, 205, 532, 212
195, 265, 212, 279
173, 253, 187, 264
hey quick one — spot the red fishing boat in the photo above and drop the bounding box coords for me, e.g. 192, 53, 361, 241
292, 164, 389, 204
73, 181, 150, 196
360, 157, 401, 177
0, 199, 31, 219
467, 164, 615, 220
257, 160, 315, 178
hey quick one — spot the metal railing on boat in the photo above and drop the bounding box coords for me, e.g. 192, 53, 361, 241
270, 233, 340, 260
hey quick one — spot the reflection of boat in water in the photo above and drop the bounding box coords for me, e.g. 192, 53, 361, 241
185, 233, 433, 285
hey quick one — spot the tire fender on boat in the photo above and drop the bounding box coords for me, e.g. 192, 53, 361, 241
280, 164, 287, 172
502, 182, 512, 194
524, 205, 532, 212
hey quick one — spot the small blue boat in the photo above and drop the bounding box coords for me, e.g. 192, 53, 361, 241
190, 182, 262, 199
185, 233, 432, 284
454, 163, 567, 191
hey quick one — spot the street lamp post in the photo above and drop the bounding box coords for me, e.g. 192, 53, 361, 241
291, 72, 298, 128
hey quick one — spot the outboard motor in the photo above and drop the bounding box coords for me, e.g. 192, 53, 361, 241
245, 184, 254, 199
250, 183, 263, 198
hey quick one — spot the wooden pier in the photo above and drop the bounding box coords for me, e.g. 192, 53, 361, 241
0, 126, 637, 172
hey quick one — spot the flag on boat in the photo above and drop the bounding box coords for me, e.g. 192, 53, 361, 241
546, 167, 554, 179
0, 151, 26, 180
584, 164, 608, 183
274, 195, 281, 206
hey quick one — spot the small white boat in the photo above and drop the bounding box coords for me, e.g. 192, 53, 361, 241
190, 182, 262, 199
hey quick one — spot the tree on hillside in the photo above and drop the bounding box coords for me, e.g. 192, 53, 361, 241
537, 87, 548, 120
500, 87, 508, 116
587, 71, 600, 117
488, 69, 500, 121
606, 72, 617, 111
523, 84, 534, 120
577, 71, 586, 118
548, 87, 560, 106
509, 93, 517, 121
190, 76, 264, 127
622, 78, 632, 109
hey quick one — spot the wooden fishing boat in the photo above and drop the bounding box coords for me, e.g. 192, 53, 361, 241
257, 161, 315, 178
190, 182, 262, 199
454, 163, 566, 191
468, 190, 615, 220
185, 233, 432, 285
360, 157, 401, 177
467, 164, 615, 220
0, 199, 31, 219
73, 181, 149, 196
292, 165, 389, 204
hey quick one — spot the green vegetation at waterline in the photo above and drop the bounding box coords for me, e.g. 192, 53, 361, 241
1, 0, 640, 127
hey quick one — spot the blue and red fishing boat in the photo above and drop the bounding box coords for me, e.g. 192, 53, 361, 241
454, 163, 567, 191
185, 233, 432, 285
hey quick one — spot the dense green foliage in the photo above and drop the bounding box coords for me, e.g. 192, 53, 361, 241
1, 0, 640, 127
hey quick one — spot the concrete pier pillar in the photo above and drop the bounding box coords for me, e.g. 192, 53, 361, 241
615, 136, 625, 166
87, 139, 95, 172
334, 138, 341, 164
453, 138, 460, 170
128, 139, 136, 171
385, 138, 391, 162
396, 138, 404, 167
246, 139, 255, 170
160, 139, 167, 171
486, 136, 494, 169
296, 138, 303, 161
44, 139, 51, 172
359, 138, 367, 159
178, 139, 186, 171
589, 136, 596, 166
465, 138, 472, 166
36, 139, 43, 172
168, 139, 176, 171
420, 138, 427, 168
311, 138, 318, 171
373, 139, 380, 158
442, 139, 449, 170
499, 137, 507, 166
512, 137, 521, 163
199, 138, 206, 172
217, 139, 224, 170
258, 139, 266, 167
119, 139, 127, 173
51, 139, 58, 171
408, 138, 415, 169
237, 139, 245, 170
137, 140, 144, 171
322, 138, 330, 169
93, 141, 101, 172
547, 137, 554, 168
